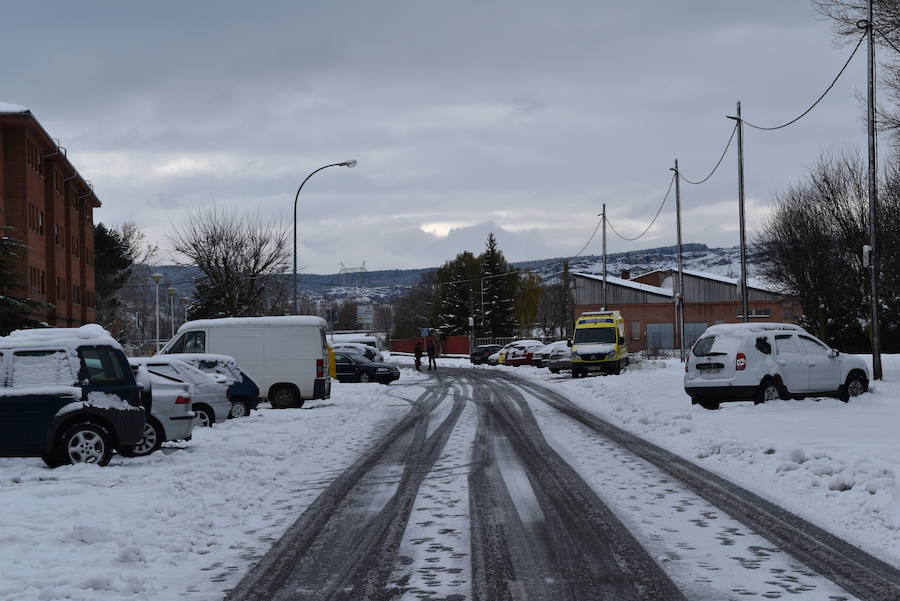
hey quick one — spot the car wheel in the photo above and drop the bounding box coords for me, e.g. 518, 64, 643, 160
121, 418, 163, 457
194, 406, 215, 428
755, 379, 780, 405
550, 368, 560, 374
840, 373, 868, 402
270, 386, 301, 409
49, 421, 113, 467
699, 401, 720, 410
359, 372, 371, 383
229, 400, 249, 418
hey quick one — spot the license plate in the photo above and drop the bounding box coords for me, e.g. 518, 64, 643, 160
699, 368, 721, 374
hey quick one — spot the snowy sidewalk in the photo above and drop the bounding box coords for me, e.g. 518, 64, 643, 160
0, 373, 420, 601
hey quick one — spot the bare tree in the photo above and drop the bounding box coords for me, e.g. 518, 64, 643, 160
170, 208, 289, 318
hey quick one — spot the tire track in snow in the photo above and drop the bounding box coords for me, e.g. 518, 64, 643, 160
505, 372, 900, 601
224, 382, 465, 601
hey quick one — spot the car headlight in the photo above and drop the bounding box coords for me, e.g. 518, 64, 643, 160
376, 368, 390, 373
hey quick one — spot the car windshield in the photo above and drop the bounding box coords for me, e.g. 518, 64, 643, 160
352, 353, 373, 363
573, 327, 616, 344
692, 335, 740, 357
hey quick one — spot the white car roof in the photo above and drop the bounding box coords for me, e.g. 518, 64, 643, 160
178, 315, 326, 332
703, 323, 804, 337
0, 324, 123, 352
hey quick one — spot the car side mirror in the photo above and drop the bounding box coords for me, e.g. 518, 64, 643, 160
618, 336, 625, 345
828, 349, 840, 359
566, 340, 572, 347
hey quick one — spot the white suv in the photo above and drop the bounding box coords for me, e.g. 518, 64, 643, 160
684, 323, 869, 410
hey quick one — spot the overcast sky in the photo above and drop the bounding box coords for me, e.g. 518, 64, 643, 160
0, 1, 875, 272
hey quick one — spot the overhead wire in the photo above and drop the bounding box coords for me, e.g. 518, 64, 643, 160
678, 123, 737, 184
741, 30, 866, 131
606, 173, 676, 242
875, 26, 900, 55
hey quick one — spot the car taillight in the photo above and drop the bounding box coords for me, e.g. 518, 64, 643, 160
175, 395, 191, 405
735, 353, 747, 371
316, 359, 324, 379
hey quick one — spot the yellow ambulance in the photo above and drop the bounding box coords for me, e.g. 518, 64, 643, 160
569, 310, 628, 377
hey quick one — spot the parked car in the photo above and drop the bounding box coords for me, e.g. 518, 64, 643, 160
333, 352, 400, 384
571, 311, 628, 377
125, 366, 194, 456
0, 325, 145, 467
332, 342, 380, 363
159, 353, 261, 417
684, 323, 870, 410
329, 334, 385, 361
486, 351, 501, 366
160, 316, 330, 408
502, 340, 544, 367
534, 341, 569, 369
546, 343, 573, 373
470, 344, 502, 365
129, 357, 230, 427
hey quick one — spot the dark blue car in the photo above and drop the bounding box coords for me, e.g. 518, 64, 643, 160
0, 335, 145, 467
334, 352, 400, 384
164, 353, 261, 417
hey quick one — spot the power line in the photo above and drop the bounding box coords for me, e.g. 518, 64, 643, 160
875, 26, 900, 54
678, 123, 737, 184
571, 219, 603, 258
606, 173, 676, 241
742, 30, 866, 131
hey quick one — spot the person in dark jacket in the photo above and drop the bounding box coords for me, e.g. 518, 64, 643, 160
427, 340, 437, 370
414, 340, 423, 371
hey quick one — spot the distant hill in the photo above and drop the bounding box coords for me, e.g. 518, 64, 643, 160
145, 243, 762, 304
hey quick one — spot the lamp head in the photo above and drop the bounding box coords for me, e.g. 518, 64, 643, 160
342, 159, 357, 168
167, 287, 177, 296
151, 273, 163, 283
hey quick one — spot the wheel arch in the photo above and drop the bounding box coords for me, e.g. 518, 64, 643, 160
47, 411, 117, 453
268, 382, 301, 400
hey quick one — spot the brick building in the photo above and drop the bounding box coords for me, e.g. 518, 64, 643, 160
573, 268, 800, 352
0, 102, 99, 326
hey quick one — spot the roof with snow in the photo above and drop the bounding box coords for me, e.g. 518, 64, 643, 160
0, 324, 122, 351
178, 315, 327, 332
0, 102, 29, 115
573, 272, 673, 298
634, 268, 785, 294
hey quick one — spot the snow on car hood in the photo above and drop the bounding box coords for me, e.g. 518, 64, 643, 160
573, 343, 615, 355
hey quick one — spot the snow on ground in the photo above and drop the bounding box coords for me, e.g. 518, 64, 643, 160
0, 370, 418, 601
507, 355, 900, 567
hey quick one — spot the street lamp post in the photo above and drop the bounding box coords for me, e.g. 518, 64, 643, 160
151, 273, 163, 353
167, 287, 176, 339
293, 160, 357, 314
180, 297, 190, 327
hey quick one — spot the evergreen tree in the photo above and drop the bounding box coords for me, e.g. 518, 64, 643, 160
478, 233, 519, 337
94, 223, 137, 330
0, 227, 43, 334
437, 251, 480, 335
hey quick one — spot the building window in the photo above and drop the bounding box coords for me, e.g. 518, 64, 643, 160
25, 139, 42, 174
39, 270, 46, 295
737, 308, 772, 319
72, 284, 81, 306
38, 211, 44, 235
56, 277, 66, 300
646, 323, 674, 350
684, 322, 709, 349
86, 291, 95, 308
630, 321, 641, 340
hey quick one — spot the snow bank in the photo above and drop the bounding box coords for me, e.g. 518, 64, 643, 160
0, 370, 418, 601
513, 356, 900, 566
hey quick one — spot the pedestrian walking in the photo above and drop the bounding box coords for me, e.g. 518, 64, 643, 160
414, 340, 423, 371
427, 340, 437, 371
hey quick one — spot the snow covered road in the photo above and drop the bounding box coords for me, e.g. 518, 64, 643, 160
3, 360, 899, 601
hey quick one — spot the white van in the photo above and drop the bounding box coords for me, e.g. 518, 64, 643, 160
159, 316, 330, 408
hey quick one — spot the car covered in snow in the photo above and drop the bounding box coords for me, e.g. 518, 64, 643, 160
155, 353, 261, 417
333, 351, 400, 384
684, 323, 870, 410
125, 366, 194, 456
499, 340, 544, 367
545, 342, 573, 373
331, 342, 381, 363
486, 351, 501, 365
532, 341, 567, 368
0, 325, 145, 467
129, 356, 231, 427
470, 344, 502, 365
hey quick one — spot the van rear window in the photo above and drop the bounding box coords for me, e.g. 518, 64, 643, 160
692, 335, 740, 357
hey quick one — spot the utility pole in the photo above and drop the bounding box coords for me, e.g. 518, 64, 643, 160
866, 1, 884, 380
671, 160, 686, 362
562, 259, 570, 338
601, 204, 608, 310
727, 102, 750, 323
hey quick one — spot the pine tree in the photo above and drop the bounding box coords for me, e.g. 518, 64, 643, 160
479, 233, 519, 337
0, 227, 43, 335
437, 251, 479, 335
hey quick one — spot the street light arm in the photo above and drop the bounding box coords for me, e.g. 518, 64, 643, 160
293, 160, 357, 314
